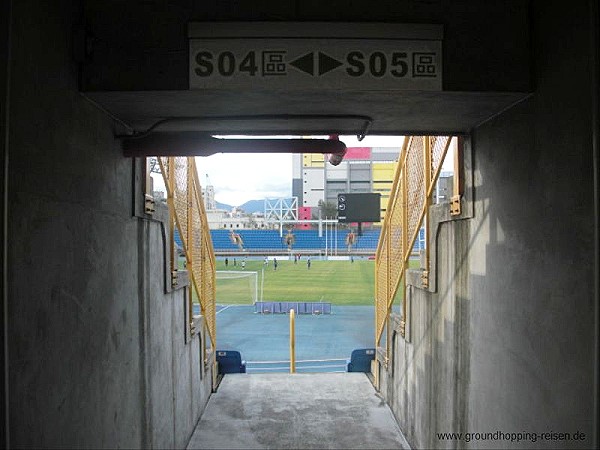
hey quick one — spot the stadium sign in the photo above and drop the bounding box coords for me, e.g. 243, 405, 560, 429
337, 193, 381, 223
188, 23, 442, 91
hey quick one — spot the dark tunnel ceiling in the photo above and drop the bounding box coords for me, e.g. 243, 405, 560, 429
85, 89, 528, 137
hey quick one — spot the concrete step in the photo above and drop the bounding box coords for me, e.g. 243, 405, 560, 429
187, 373, 410, 449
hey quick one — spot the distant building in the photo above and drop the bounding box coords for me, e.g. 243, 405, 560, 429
434, 171, 453, 204
205, 207, 277, 230
292, 145, 455, 225
292, 145, 402, 224
202, 185, 217, 210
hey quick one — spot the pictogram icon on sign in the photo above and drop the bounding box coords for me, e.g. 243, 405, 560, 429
262, 51, 287, 76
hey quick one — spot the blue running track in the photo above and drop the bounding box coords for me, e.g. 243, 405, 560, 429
194, 304, 377, 373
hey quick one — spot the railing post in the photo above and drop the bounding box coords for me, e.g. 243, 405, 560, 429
400, 166, 409, 337
290, 309, 296, 373
166, 158, 178, 287
423, 136, 432, 288
385, 201, 392, 363
187, 158, 194, 334
451, 137, 463, 216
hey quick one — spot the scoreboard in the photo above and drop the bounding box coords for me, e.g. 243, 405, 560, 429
337, 193, 381, 223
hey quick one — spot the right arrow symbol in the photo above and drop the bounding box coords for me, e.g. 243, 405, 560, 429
318, 52, 343, 76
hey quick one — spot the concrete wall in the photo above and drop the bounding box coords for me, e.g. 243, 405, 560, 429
1, 1, 10, 446
380, 1, 596, 449
6, 1, 212, 447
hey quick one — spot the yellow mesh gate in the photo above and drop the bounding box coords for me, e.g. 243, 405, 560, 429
158, 157, 216, 350
375, 136, 453, 358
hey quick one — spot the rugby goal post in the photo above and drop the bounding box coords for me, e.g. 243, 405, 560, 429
215, 270, 261, 304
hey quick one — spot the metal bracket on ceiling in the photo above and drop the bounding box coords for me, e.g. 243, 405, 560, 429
356, 119, 371, 142
114, 114, 373, 141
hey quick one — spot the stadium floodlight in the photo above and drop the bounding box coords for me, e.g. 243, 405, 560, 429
216, 271, 259, 304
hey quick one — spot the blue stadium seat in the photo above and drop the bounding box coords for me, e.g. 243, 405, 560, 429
347, 348, 376, 372
208, 228, 385, 252
174, 229, 183, 248
210, 229, 380, 252
216, 350, 246, 374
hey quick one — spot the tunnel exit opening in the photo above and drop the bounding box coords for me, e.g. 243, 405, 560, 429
140, 131, 458, 383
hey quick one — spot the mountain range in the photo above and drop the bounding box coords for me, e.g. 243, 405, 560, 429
215, 199, 264, 214
215, 201, 232, 210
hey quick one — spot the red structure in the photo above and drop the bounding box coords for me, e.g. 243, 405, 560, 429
345, 147, 372, 159
298, 206, 312, 229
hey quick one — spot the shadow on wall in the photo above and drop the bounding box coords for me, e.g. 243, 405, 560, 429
393, 190, 490, 448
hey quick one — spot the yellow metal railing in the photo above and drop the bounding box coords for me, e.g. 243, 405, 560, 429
289, 309, 296, 373
375, 136, 453, 355
158, 157, 216, 351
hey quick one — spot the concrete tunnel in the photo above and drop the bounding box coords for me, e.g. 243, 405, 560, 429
1, 1, 598, 449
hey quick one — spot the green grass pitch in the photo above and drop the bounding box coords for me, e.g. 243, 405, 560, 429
216, 258, 376, 305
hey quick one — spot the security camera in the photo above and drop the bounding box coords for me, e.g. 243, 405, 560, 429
331, 151, 349, 166
327, 135, 347, 166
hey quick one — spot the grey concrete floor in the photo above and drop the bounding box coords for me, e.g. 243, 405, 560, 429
187, 373, 411, 449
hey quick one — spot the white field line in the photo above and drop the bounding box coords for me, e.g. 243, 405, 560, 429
247, 367, 347, 373
246, 366, 290, 372
294, 364, 347, 370
216, 305, 232, 315
246, 358, 347, 364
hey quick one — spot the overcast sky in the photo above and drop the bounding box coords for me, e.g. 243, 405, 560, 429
196, 151, 293, 206
195, 135, 406, 206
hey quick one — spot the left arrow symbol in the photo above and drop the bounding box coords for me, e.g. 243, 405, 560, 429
289, 52, 315, 76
